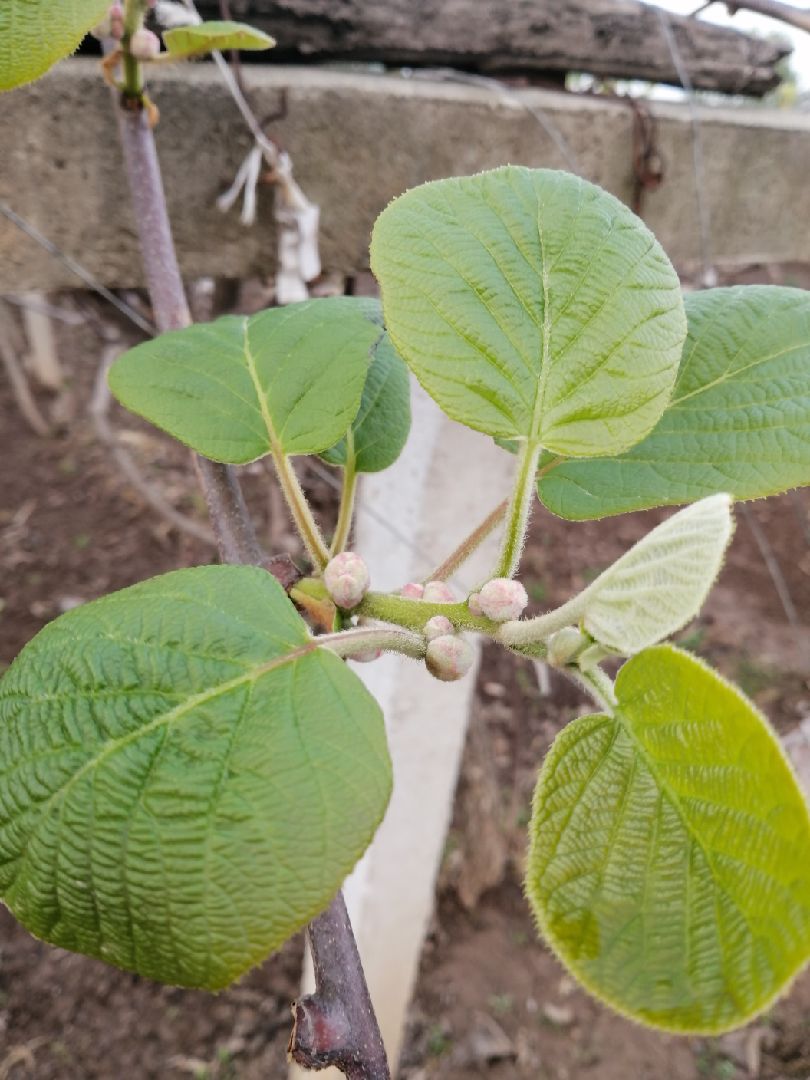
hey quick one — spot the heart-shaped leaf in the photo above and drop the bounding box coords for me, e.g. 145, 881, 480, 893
539, 286, 810, 519
371, 167, 686, 457
319, 333, 411, 473
527, 646, 810, 1032
163, 20, 274, 59
0, 0, 109, 91
502, 495, 734, 655
0, 566, 391, 990
108, 297, 383, 463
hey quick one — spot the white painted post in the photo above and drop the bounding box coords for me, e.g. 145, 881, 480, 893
289, 383, 515, 1078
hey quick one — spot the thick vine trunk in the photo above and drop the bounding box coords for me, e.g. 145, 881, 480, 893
200, 0, 789, 95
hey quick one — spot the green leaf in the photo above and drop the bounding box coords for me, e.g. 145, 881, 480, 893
527, 645, 810, 1033
527, 494, 734, 655
0, 0, 109, 91
108, 297, 383, 464
370, 166, 686, 457
0, 566, 391, 990
319, 333, 411, 473
163, 20, 274, 60
539, 286, 810, 519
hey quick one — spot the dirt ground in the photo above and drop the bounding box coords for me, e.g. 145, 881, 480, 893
1, 287, 809, 1080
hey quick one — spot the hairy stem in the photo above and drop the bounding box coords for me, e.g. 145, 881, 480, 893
317, 626, 425, 660
272, 448, 331, 570
330, 448, 358, 558
572, 666, 618, 716
113, 98, 387, 1078
290, 892, 391, 1079
493, 440, 541, 579
426, 498, 508, 583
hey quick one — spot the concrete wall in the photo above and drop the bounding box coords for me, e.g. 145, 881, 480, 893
2, 60, 810, 291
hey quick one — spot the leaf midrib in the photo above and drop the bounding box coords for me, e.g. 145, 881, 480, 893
19, 640, 320, 836
242, 320, 283, 454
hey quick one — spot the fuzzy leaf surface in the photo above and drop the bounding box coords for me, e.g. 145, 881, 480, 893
319, 334, 411, 473
527, 645, 810, 1032
0, 566, 391, 990
370, 166, 685, 456
539, 286, 810, 518
163, 20, 274, 58
108, 297, 382, 463
0, 0, 109, 91
536, 494, 733, 654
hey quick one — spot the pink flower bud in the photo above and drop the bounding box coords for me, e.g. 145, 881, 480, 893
477, 578, 528, 622
400, 582, 425, 600
324, 552, 370, 610
467, 592, 483, 616
422, 580, 455, 604
424, 615, 454, 641
129, 27, 161, 60
425, 635, 474, 682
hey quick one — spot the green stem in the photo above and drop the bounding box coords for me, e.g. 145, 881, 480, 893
296, 576, 502, 634
122, 0, 147, 98
572, 666, 617, 716
426, 498, 508, 583
493, 440, 541, 579
272, 449, 331, 570
316, 626, 426, 660
330, 446, 358, 557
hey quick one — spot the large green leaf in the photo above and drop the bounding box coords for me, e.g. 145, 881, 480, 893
108, 297, 383, 464
163, 20, 274, 60
0, 0, 109, 91
319, 333, 411, 474
0, 566, 391, 990
370, 167, 686, 457
539, 286, 810, 519
527, 646, 810, 1032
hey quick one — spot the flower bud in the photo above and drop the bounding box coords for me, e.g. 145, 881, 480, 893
477, 578, 528, 622
425, 635, 474, 682
467, 592, 483, 616
129, 27, 161, 60
424, 615, 454, 641
422, 580, 455, 604
400, 582, 424, 600
546, 627, 588, 668
324, 552, 370, 610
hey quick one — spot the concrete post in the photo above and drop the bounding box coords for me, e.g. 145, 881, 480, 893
289, 383, 515, 1077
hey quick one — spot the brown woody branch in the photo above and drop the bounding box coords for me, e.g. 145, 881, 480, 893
112, 88, 386, 1077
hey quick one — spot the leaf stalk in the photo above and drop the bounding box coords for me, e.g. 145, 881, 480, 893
493, 440, 541, 579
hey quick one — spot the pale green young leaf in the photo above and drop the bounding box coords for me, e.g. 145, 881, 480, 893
527, 645, 810, 1033
319, 334, 411, 473
539, 286, 810, 519
502, 495, 734, 655
108, 297, 383, 463
0, 566, 391, 990
370, 166, 686, 456
0, 0, 109, 91
163, 20, 274, 59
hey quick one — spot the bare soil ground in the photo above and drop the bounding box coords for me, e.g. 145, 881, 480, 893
1, 288, 809, 1080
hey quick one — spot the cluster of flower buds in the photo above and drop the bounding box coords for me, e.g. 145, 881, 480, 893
324, 552, 370, 610
468, 577, 528, 622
